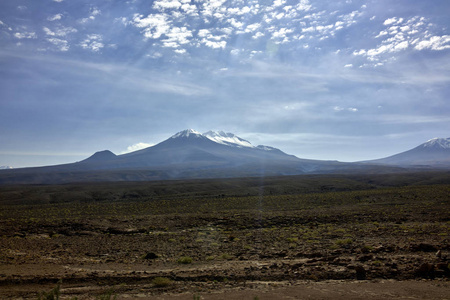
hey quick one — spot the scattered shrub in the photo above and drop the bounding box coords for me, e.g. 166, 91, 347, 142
96, 290, 117, 300
177, 256, 193, 264
37, 282, 61, 300
152, 277, 172, 287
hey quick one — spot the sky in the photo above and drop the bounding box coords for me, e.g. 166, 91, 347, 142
1, 0, 450, 168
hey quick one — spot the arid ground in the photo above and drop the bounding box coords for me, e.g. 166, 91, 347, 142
0, 172, 449, 299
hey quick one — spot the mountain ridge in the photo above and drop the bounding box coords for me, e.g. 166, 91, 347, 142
0, 130, 449, 184
363, 137, 450, 167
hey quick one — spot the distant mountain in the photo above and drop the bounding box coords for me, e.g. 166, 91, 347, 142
82, 150, 117, 163
3, 131, 448, 185
109, 129, 302, 170
0, 166, 13, 170
0, 129, 361, 184
363, 137, 450, 167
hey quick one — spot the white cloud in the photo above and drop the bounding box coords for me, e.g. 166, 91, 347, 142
198, 29, 210, 38
245, 23, 261, 33
415, 35, 450, 51
354, 16, 449, 63
162, 26, 193, 47
78, 7, 101, 23
252, 32, 265, 39
296, 0, 312, 11
121, 142, 154, 154
153, 0, 182, 11
383, 17, 403, 26
80, 34, 104, 52
272, 27, 293, 41
202, 39, 226, 49
230, 49, 240, 55
132, 14, 171, 39
47, 14, 63, 21
334, 106, 358, 112
394, 40, 409, 51
43, 26, 77, 37
91, 8, 101, 16
273, 0, 286, 8
228, 18, 244, 29
14, 31, 37, 39
47, 38, 69, 51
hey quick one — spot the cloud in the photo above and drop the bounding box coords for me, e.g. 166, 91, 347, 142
153, 0, 182, 10
80, 34, 104, 52
334, 106, 358, 112
353, 16, 450, 63
162, 26, 193, 48
202, 39, 226, 49
121, 142, 154, 154
14, 31, 37, 39
383, 17, 403, 26
47, 14, 63, 21
79, 7, 101, 24
415, 35, 450, 51
132, 14, 171, 39
43, 26, 77, 37
47, 38, 69, 51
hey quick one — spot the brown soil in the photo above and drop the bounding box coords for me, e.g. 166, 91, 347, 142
0, 178, 449, 299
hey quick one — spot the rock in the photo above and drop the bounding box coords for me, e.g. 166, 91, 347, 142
411, 243, 438, 252
416, 263, 435, 278
355, 265, 366, 280
357, 254, 374, 262
143, 252, 159, 260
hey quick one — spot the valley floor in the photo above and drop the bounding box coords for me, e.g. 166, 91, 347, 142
0, 173, 449, 299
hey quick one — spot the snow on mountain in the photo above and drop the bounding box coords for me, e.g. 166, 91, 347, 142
421, 137, 450, 149
0, 166, 13, 170
203, 131, 253, 148
363, 136, 450, 167
256, 145, 277, 151
171, 129, 203, 139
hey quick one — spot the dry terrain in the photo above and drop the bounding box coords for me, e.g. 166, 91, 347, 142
0, 172, 449, 299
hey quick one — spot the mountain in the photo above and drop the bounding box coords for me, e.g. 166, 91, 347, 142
363, 137, 450, 167
105, 129, 302, 170
0, 166, 13, 170
0, 129, 362, 184
4, 130, 449, 185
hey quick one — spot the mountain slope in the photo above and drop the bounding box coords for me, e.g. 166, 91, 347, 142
3, 129, 440, 185
203, 131, 253, 148
364, 137, 450, 167
113, 129, 302, 170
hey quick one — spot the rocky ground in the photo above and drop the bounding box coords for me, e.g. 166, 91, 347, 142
0, 178, 449, 299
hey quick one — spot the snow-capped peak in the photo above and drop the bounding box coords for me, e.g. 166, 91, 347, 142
422, 137, 450, 149
203, 131, 253, 148
171, 129, 202, 139
0, 165, 13, 170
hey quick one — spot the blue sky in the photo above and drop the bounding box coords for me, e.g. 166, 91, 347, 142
1, 0, 450, 167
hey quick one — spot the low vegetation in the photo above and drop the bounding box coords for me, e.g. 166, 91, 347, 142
0, 171, 449, 298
